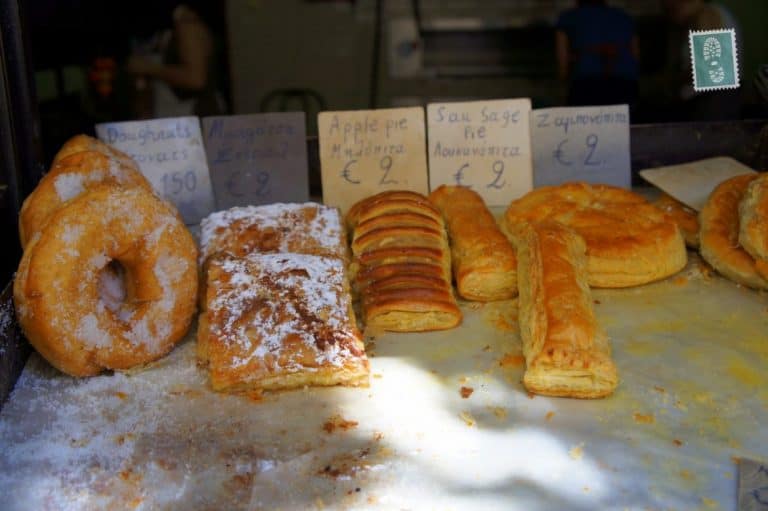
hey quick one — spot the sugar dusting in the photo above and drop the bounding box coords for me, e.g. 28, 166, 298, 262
199, 203, 345, 264
53, 173, 86, 202
209, 253, 364, 377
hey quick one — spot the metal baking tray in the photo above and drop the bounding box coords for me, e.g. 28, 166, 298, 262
0, 251, 766, 510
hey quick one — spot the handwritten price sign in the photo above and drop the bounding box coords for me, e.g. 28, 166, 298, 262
318, 107, 429, 213
531, 104, 631, 188
202, 112, 308, 209
427, 98, 533, 205
95, 116, 215, 224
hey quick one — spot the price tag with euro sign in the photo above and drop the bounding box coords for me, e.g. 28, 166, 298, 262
96, 116, 215, 224
531, 104, 631, 189
202, 112, 309, 210
427, 98, 533, 205
318, 107, 429, 213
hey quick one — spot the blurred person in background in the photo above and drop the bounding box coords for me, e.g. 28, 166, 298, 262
125, 0, 227, 118
555, 0, 639, 107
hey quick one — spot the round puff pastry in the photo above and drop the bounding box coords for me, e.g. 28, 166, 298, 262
14, 185, 198, 377
52, 134, 139, 170
18, 150, 153, 248
700, 173, 768, 288
738, 173, 768, 280
654, 193, 699, 249
502, 182, 687, 288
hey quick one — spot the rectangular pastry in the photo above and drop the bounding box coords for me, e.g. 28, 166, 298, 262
198, 203, 348, 309
347, 191, 462, 332
512, 221, 617, 398
429, 185, 517, 301
198, 253, 369, 392
200, 203, 348, 265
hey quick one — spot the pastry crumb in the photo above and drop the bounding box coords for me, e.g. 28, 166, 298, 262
488, 406, 508, 420
459, 411, 476, 427
545, 411, 555, 421
673, 439, 683, 447
460, 386, 474, 398
498, 353, 524, 367
569, 443, 584, 460
323, 415, 358, 434
632, 412, 655, 424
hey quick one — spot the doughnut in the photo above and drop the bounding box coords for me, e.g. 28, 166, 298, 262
738, 173, 768, 279
18, 150, 153, 248
502, 182, 687, 288
14, 185, 198, 376
654, 192, 700, 249
699, 173, 768, 289
52, 134, 138, 170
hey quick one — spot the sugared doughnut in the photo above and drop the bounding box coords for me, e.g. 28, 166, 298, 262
654, 192, 700, 249
738, 173, 768, 279
18, 150, 152, 247
502, 182, 687, 288
699, 173, 768, 289
52, 134, 138, 170
14, 185, 198, 376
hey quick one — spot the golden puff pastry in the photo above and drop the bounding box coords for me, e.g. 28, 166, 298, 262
200, 203, 348, 265
738, 173, 768, 279
512, 222, 618, 399
361, 287, 462, 332
345, 190, 443, 232
52, 134, 139, 171
18, 150, 153, 248
700, 173, 768, 288
198, 203, 349, 309
347, 191, 462, 332
429, 185, 517, 301
654, 193, 700, 249
198, 253, 369, 393
503, 182, 686, 288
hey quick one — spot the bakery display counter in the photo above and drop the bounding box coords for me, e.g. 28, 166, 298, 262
0, 251, 766, 510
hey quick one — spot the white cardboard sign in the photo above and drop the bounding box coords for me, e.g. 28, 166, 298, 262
427, 98, 533, 205
96, 117, 215, 224
318, 107, 429, 213
531, 104, 631, 189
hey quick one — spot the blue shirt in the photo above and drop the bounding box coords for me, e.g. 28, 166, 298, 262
557, 6, 638, 80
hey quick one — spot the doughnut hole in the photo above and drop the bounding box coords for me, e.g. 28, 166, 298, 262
98, 260, 127, 316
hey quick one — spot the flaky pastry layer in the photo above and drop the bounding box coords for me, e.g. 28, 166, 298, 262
503, 182, 686, 288
430, 185, 517, 301
700, 174, 768, 289
513, 222, 617, 399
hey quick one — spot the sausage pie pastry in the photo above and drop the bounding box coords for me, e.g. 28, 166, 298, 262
198, 253, 369, 392
429, 185, 517, 301
512, 222, 618, 399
